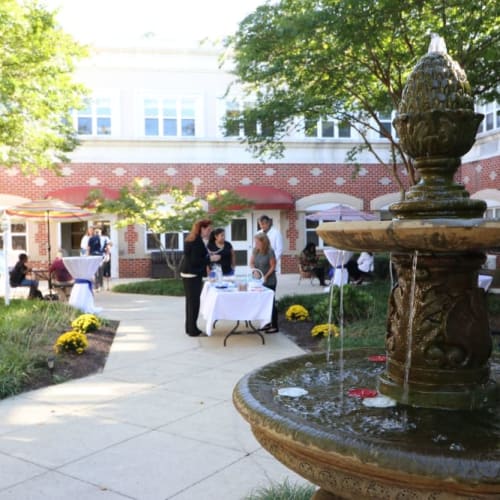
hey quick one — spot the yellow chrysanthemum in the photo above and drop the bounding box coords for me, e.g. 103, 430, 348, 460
71, 314, 101, 334
54, 330, 89, 354
311, 323, 340, 337
285, 304, 310, 321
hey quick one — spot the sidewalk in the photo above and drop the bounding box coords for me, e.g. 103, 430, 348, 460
0, 274, 324, 500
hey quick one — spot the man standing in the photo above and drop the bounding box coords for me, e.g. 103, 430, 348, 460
257, 215, 283, 273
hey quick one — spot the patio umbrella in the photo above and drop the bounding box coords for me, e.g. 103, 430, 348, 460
6, 199, 93, 291
305, 204, 377, 221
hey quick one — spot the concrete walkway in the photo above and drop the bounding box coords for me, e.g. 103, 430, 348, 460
0, 275, 326, 499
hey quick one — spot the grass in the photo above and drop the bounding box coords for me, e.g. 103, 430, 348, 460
243, 479, 315, 500
0, 299, 80, 398
113, 278, 184, 296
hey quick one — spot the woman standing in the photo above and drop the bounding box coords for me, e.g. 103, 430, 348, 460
207, 228, 235, 276
250, 232, 278, 333
180, 219, 221, 336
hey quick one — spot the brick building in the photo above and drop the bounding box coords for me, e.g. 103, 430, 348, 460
1, 41, 499, 277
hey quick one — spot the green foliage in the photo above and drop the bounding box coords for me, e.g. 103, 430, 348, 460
0, 300, 79, 398
0, 0, 88, 174
244, 479, 315, 500
312, 285, 374, 324
112, 278, 185, 296
226, 0, 500, 189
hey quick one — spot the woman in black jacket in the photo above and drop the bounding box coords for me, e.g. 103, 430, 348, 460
180, 219, 221, 336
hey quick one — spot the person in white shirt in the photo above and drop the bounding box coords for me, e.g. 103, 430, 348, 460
346, 251, 374, 284
258, 215, 283, 273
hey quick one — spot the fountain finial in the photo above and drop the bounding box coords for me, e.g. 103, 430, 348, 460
428, 33, 447, 54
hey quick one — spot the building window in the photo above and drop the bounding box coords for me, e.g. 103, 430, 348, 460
485, 207, 500, 220
378, 112, 392, 138
338, 121, 351, 138
144, 97, 198, 137
146, 229, 186, 251
303, 117, 352, 139
476, 100, 500, 134
0, 222, 27, 251
77, 97, 112, 136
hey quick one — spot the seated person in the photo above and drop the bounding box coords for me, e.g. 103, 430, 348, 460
49, 250, 74, 299
299, 242, 327, 286
9, 253, 42, 299
346, 252, 374, 284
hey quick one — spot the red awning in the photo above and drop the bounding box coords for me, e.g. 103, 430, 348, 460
234, 185, 294, 209
45, 186, 120, 206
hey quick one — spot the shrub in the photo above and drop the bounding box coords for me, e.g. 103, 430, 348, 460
312, 285, 374, 324
71, 314, 101, 334
54, 330, 88, 354
285, 304, 309, 321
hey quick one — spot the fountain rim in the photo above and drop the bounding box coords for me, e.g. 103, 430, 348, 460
316, 218, 500, 253
233, 350, 500, 486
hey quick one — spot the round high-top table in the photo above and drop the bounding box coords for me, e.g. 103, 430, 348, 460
323, 247, 353, 286
63, 256, 103, 313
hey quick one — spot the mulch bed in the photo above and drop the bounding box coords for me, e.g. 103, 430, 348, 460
21, 320, 119, 393
278, 313, 324, 352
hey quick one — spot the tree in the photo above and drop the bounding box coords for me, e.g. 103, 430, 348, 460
88, 179, 253, 277
0, 0, 88, 174
224, 0, 500, 195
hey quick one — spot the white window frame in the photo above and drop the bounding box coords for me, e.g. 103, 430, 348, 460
75, 93, 119, 137
476, 100, 500, 134
142, 94, 202, 138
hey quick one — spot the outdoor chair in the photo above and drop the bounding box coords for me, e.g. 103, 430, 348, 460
298, 260, 319, 285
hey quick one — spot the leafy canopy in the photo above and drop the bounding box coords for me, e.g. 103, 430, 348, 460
88, 179, 254, 250
0, 0, 88, 174
225, 0, 500, 191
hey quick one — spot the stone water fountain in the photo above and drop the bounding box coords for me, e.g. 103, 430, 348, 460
233, 38, 500, 499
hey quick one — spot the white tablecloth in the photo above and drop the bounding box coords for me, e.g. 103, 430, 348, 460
323, 247, 353, 286
63, 256, 103, 313
478, 274, 494, 292
199, 282, 274, 336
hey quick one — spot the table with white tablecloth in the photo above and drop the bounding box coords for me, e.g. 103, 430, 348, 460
323, 247, 353, 286
63, 256, 103, 313
478, 274, 494, 292
200, 282, 274, 345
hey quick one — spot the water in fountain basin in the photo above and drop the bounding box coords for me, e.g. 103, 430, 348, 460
265, 352, 500, 459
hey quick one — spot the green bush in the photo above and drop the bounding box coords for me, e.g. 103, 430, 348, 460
312, 285, 374, 324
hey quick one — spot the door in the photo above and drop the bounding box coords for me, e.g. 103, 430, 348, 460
226, 216, 252, 273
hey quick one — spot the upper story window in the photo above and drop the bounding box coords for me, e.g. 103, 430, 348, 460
304, 117, 351, 139
221, 100, 273, 138
144, 97, 199, 137
77, 97, 113, 136
378, 112, 393, 138
476, 100, 500, 134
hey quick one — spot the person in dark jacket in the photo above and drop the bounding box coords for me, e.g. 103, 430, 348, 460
180, 219, 221, 336
9, 253, 42, 299
207, 227, 235, 276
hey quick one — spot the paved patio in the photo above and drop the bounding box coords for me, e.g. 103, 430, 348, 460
0, 274, 325, 499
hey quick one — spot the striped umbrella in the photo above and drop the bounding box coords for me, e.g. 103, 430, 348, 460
305, 204, 377, 221
6, 198, 93, 269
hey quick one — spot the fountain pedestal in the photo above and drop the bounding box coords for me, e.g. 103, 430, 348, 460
379, 252, 496, 409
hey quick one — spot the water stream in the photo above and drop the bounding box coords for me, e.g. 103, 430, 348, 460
402, 250, 419, 404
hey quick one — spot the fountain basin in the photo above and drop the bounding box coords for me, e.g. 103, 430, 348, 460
316, 219, 500, 253
234, 350, 500, 499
